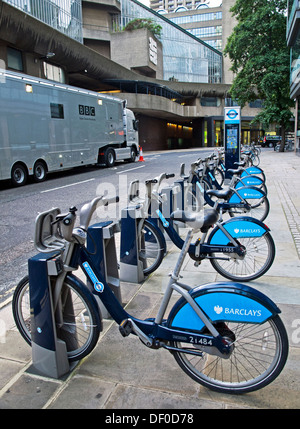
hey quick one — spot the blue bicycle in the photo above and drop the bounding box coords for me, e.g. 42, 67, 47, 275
13, 195, 288, 394
129, 173, 276, 281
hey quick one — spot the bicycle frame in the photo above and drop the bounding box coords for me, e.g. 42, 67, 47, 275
207, 158, 265, 191
76, 235, 230, 355
190, 171, 266, 213
74, 227, 279, 358
137, 169, 269, 262
151, 206, 269, 261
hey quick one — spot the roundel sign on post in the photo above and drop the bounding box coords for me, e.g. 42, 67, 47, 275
224, 107, 241, 124
224, 106, 241, 178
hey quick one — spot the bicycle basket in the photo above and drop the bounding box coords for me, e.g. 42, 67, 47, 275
34, 208, 65, 252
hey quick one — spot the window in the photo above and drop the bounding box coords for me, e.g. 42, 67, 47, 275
249, 99, 264, 108
50, 103, 64, 119
43, 63, 65, 83
201, 97, 220, 106
7, 47, 23, 71
225, 98, 240, 107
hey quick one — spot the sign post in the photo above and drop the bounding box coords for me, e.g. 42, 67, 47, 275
224, 106, 241, 178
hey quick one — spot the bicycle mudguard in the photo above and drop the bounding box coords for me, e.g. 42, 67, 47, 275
229, 185, 265, 203
234, 175, 264, 189
208, 216, 270, 245
242, 166, 264, 177
168, 282, 280, 331
242, 165, 263, 177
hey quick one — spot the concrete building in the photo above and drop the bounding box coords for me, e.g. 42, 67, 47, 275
287, 0, 300, 154
0, 0, 264, 151
150, 0, 211, 14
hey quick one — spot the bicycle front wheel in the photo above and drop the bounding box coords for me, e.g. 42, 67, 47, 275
171, 315, 288, 394
251, 154, 260, 166
210, 232, 275, 282
12, 275, 101, 361
139, 219, 166, 276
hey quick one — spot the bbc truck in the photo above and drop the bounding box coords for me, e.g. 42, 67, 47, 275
0, 69, 139, 186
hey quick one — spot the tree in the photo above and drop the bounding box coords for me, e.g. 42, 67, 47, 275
224, 0, 294, 151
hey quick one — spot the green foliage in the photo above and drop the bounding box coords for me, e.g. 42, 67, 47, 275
224, 0, 294, 139
123, 18, 162, 37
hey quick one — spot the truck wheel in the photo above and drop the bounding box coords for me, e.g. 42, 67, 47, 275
105, 148, 115, 167
128, 146, 137, 163
11, 163, 28, 186
33, 161, 47, 182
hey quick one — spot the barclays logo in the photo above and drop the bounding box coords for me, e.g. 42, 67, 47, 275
214, 305, 223, 314
233, 228, 261, 234
214, 304, 262, 317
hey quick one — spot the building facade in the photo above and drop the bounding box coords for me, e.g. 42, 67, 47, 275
157, 2, 222, 51
3, 0, 83, 42
150, 0, 211, 13
0, 0, 264, 151
161, 0, 235, 84
287, 0, 300, 154
111, 0, 223, 84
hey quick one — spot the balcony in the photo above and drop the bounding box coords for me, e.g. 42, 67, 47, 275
83, 24, 111, 42
82, 0, 121, 12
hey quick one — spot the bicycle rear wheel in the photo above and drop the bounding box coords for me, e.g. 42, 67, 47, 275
210, 231, 275, 282
170, 315, 288, 394
229, 196, 270, 222
12, 275, 101, 361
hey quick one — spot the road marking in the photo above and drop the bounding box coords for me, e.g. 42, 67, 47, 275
116, 165, 146, 174
40, 178, 95, 193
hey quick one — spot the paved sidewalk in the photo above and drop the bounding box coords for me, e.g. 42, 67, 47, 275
0, 148, 300, 409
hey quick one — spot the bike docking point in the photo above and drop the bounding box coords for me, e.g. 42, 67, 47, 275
119, 205, 146, 283
28, 252, 71, 379
86, 221, 122, 319
159, 180, 186, 236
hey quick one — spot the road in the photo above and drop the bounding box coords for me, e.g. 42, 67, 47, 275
0, 148, 212, 303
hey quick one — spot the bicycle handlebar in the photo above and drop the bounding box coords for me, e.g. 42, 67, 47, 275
34, 195, 119, 252
79, 195, 119, 230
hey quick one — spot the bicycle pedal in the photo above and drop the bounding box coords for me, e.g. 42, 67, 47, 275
119, 319, 133, 337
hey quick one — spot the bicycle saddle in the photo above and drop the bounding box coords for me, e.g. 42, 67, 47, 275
206, 188, 233, 201
227, 167, 244, 176
171, 209, 218, 231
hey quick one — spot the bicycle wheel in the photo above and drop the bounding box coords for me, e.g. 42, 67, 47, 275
12, 275, 101, 361
213, 167, 224, 187
229, 196, 270, 222
139, 219, 166, 276
170, 315, 288, 394
251, 154, 260, 166
210, 231, 275, 282
247, 196, 270, 221
184, 182, 204, 212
